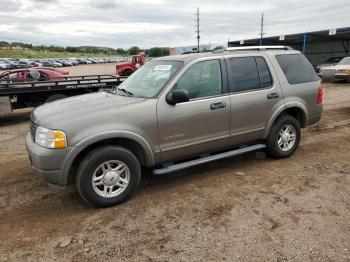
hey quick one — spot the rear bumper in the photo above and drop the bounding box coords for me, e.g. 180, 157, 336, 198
307, 105, 323, 126
308, 113, 322, 126
26, 133, 71, 187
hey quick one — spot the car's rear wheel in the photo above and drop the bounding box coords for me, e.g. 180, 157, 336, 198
266, 114, 301, 158
76, 146, 141, 207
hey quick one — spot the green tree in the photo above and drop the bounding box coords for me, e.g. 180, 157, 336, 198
66, 46, 79, 53
128, 46, 140, 55
116, 48, 127, 55
0, 41, 9, 47
148, 47, 170, 57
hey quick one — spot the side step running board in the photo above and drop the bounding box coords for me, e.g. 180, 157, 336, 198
153, 144, 266, 175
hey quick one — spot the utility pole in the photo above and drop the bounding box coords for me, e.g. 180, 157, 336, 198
195, 8, 200, 53
259, 13, 264, 46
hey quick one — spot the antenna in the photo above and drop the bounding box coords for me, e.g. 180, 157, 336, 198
259, 13, 264, 46
195, 8, 200, 53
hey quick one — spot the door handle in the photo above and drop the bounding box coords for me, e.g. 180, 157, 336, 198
210, 102, 226, 110
267, 92, 280, 99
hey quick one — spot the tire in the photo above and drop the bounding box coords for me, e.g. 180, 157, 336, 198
266, 114, 301, 158
123, 69, 133, 77
76, 146, 141, 207
45, 94, 67, 103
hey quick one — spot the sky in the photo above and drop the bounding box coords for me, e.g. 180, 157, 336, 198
0, 0, 349, 49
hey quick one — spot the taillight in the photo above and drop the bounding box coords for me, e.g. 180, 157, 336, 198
317, 85, 323, 104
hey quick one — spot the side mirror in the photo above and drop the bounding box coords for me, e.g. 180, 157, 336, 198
166, 89, 190, 105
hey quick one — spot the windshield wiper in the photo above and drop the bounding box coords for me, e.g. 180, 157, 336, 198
114, 87, 134, 97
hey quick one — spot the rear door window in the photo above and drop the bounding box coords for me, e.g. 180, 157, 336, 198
228, 56, 273, 92
276, 54, 319, 85
228, 57, 260, 92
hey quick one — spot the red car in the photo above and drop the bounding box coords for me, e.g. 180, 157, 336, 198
33, 67, 69, 75
116, 53, 145, 76
0, 69, 66, 83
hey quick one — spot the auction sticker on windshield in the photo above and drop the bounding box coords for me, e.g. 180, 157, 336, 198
154, 65, 172, 71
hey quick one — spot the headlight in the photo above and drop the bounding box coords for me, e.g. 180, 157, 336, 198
337, 69, 350, 74
35, 126, 67, 149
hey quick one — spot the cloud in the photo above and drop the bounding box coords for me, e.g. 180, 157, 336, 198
0, 0, 22, 12
31, 0, 58, 3
0, 0, 349, 48
90, 0, 120, 9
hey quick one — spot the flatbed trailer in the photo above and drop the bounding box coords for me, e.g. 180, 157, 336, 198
0, 74, 126, 115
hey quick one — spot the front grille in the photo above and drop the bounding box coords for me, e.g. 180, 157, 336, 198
29, 120, 38, 142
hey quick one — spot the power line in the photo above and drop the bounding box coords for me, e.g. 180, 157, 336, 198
195, 8, 200, 53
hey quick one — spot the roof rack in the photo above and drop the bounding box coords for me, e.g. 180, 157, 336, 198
225, 46, 293, 51
212, 46, 293, 53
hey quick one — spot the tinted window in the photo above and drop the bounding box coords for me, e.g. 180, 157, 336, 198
256, 57, 273, 88
175, 60, 222, 99
229, 57, 260, 92
276, 54, 319, 85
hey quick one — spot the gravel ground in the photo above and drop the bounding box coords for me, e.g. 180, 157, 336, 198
0, 80, 349, 262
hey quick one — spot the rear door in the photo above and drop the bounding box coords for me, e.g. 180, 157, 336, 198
226, 55, 285, 144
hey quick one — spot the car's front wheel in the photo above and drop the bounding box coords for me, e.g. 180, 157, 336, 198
266, 114, 301, 158
123, 69, 133, 77
76, 146, 141, 207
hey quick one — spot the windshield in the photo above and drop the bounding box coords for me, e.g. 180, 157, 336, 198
114, 60, 183, 98
338, 57, 350, 65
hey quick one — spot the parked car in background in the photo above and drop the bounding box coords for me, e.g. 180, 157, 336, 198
315, 56, 343, 73
0, 61, 9, 70
67, 58, 79, 66
40, 60, 54, 67
31, 60, 43, 67
76, 58, 88, 64
50, 60, 63, 67
116, 53, 145, 76
0, 69, 65, 83
318, 57, 350, 82
331, 57, 350, 82
26, 46, 323, 207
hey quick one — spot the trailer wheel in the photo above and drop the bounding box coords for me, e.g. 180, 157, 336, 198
45, 94, 67, 103
124, 69, 133, 77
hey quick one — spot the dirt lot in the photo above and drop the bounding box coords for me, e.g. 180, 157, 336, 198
0, 81, 349, 262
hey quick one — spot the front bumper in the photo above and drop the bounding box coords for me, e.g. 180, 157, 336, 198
26, 133, 71, 187
333, 73, 350, 81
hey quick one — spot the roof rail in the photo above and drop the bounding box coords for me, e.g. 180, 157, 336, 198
225, 46, 293, 52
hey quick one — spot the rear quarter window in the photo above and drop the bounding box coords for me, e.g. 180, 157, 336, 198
276, 54, 319, 85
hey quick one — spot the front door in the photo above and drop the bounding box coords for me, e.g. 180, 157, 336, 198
157, 58, 231, 162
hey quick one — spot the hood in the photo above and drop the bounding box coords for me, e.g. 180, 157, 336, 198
32, 91, 145, 124
116, 61, 130, 67
322, 64, 350, 70
331, 65, 350, 70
